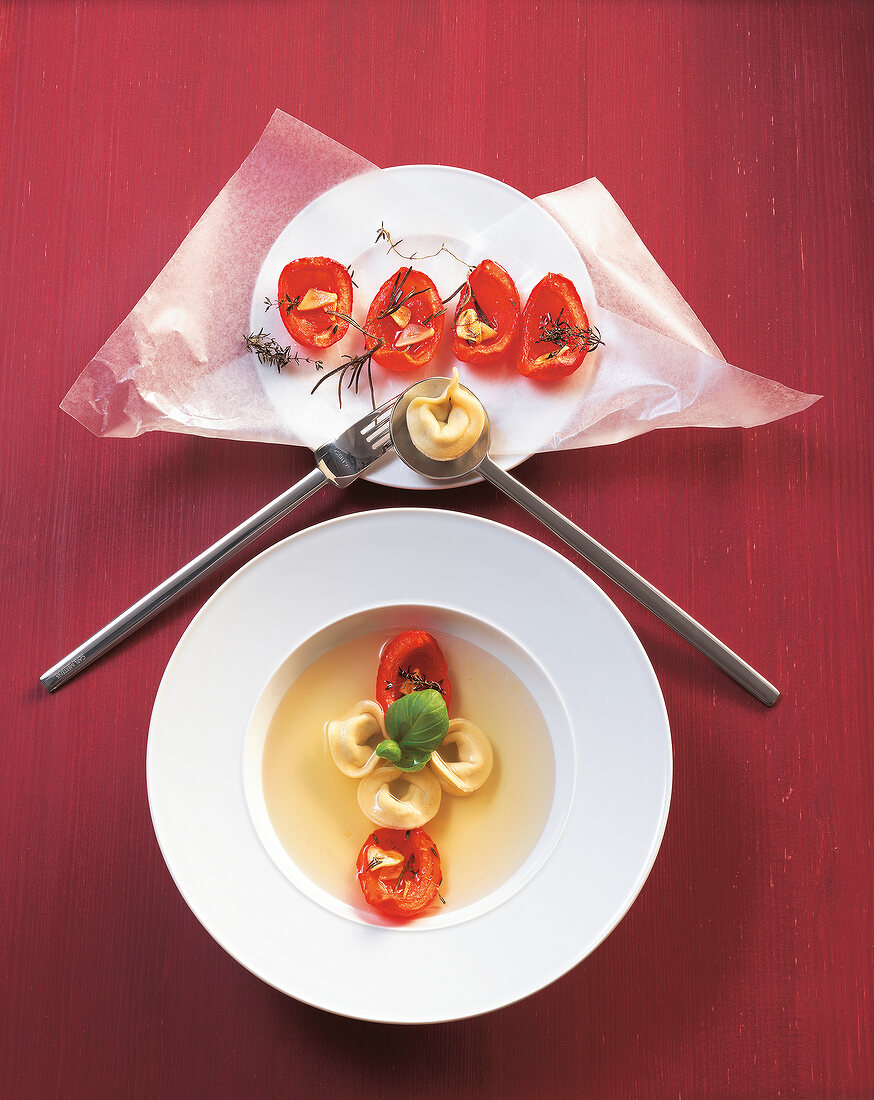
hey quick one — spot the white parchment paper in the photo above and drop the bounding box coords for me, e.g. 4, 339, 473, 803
60, 110, 819, 456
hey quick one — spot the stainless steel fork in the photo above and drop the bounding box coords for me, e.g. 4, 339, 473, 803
40, 399, 397, 692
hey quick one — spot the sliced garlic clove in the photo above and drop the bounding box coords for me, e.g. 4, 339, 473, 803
532, 344, 567, 366
429, 718, 494, 795
364, 843, 405, 881
325, 700, 386, 778
357, 765, 442, 829
455, 308, 481, 343
390, 304, 412, 328
296, 288, 338, 311
394, 322, 435, 349
456, 308, 498, 344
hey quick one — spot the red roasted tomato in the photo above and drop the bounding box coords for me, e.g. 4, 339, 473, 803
518, 272, 601, 379
364, 267, 445, 373
277, 256, 353, 350
356, 828, 443, 917
451, 259, 521, 364
376, 630, 452, 712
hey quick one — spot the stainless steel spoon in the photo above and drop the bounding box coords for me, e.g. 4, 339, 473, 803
391, 376, 780, 706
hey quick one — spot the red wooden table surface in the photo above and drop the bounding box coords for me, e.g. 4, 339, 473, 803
2, 2, 871, 1097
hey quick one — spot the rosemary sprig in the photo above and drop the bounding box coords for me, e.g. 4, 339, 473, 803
310, 337, 385, 409
538, 308, 603, 359
375, 222, 472, 271
374, 265, 430, 321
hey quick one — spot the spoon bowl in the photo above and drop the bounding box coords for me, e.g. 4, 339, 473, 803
390, 376, 491, 481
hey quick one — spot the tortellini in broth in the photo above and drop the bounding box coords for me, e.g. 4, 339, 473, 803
357, 765, 442, 829
326, 700, 386, 778
429, 718, 494, 796
326, 694, 494, 830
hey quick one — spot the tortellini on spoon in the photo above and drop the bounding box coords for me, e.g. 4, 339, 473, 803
405, 367, 486, 461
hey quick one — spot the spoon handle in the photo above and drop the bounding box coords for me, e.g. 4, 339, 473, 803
478, 456, 779, 706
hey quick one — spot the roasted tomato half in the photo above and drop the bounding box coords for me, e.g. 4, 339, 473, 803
277, 256, 353, 350
357, 828, 443, 917
364, 267, 445, 373
517, 272, 601, 379
451, 259, 521, 364
376, 630, 452, 712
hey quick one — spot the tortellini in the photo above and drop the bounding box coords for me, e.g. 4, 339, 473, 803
325, 694, 494, 829
357, 765, 442, 829
326, 700, 386, 778
406, 368, 485, 461
429, 718, 494, 796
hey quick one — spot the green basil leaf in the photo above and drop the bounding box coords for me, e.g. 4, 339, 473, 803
394, 749, 432, 773
375, 739, 402, 764
384, 689, 449, 757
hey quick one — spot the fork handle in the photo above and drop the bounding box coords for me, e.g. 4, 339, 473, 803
479, 457, 780, 706
40, 467, 329, 692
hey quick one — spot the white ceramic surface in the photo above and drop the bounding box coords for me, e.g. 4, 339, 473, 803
147, 509, 672, 1023
250, 165, 590, 488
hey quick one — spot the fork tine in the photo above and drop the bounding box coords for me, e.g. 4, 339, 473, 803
359, 398, 397, 437
368, 427, 393, 452
355, 395, 396, 428
361, 410, 394, 441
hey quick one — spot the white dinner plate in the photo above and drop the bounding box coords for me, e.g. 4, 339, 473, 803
250, 165, 592, 489
147, 509, 671, 1022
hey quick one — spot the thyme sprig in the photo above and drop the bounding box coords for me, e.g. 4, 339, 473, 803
538, 308, 603, 359
375, 222, 472, 272
394, 851, 418, 894
384, 666, 447, 697
249, 294, 385, 409
264, 293, 301, 317
244, 330, 323, 373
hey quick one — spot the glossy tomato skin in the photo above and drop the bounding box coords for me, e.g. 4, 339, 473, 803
356, 828, 443, 917
518, 272, 593, 379
451, 259, 521, 364
277, 256, 353, 350
364, 267, 445, 373
376, 630, 452, 712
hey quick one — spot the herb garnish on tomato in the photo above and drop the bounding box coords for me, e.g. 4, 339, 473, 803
357, 827, 444, 917
518, 272, 603, 379
376, 630, 452, 712
364, 268, 445, 373
276, 256, 353, 350
451, 259, 521, 364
